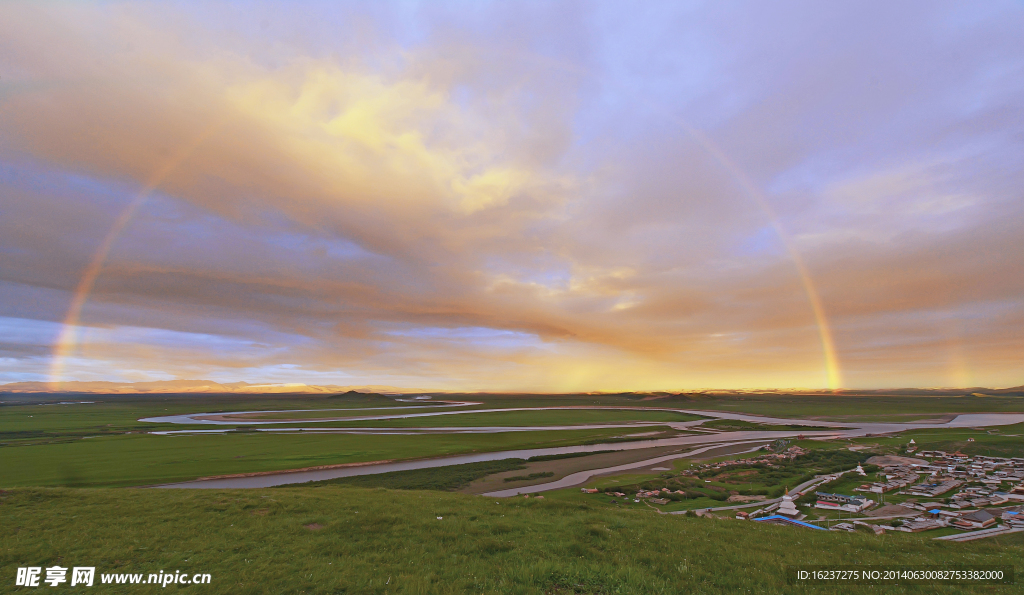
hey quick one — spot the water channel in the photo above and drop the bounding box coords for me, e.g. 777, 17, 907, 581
147, 408, 1024, 490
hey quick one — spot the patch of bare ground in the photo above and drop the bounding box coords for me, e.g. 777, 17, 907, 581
866, 455, 928, 466
864, 505, 918, 517
726, 495, 767, 503
303, 523, 324, 531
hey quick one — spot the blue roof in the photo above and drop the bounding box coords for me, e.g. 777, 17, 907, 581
928, 509, 942, 514
752, 515, 827, 530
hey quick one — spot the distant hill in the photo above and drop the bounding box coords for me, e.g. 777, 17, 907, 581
0, 380, 426, 395
326, 390, 408, 404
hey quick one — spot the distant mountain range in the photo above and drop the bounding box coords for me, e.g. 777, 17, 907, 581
1, 380, 1020, 395
0, 380, 425, 394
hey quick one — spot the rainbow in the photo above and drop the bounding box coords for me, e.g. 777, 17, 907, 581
665, 118, 844, 390
541, 56, 845, 389
47, 73, 842, 390
48, 121, 225, 389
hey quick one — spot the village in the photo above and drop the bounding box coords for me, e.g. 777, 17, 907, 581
581, 442, 1024, 541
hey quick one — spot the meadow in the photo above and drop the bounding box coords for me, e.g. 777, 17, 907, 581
651, 391, 1024, 420
239, 409, 705, 427
0, 393, 702, 487
3, 391, 1024, 593
2, 487, 1021, 594
303, 451, 631, 492
301, 459, 532, 491
2, 391, 1022, 488
698, 419, 836, 431
427, 390, 1024, 421
849, 423, 1024, 459
0, 427, 659, 488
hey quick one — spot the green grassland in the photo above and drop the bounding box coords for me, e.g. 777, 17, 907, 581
301, 453, 613, 491
699, 419, 836, 431
0, 394, 699, 488
850, 423, 1024, 458
0, 393, 708, 443
241, 409, 705, 426
0, 392, 428, 431
2, 391, 1022, 491
446, 390, 1024, 420
0, 427, 655, 488
599, 391, 1023, 420
4, 389, 1022, 440
3, 392, 1024, 593
0, 394, 434, 448
2, 487, 1021, 595
300, 459, 531, 491
14, 387, 1015, 427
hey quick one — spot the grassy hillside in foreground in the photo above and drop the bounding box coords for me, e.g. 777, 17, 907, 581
1, 488, 1021, 594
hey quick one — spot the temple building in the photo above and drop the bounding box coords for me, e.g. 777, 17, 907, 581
777, 488, 801, 518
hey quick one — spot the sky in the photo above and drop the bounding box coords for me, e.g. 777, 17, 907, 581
1, 1, 1023, 391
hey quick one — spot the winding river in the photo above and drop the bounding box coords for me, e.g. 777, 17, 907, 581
143, 403, 1024, 491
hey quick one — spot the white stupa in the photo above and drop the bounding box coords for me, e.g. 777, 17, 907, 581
909, 439, 916, 445
777, 487, 800, 518
856, 464, 866, 476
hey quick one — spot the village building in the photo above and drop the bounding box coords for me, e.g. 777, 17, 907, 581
814, 492, 873, 512
953, 510, 997, 530
579, 446, 1024, 538
900, 518, 945, 532
907, 479, 962, 498
1002, 508, 1024, 527
829, 522, 856, 532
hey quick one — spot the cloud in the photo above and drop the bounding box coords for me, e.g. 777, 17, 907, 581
1, 0, 1023, 389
